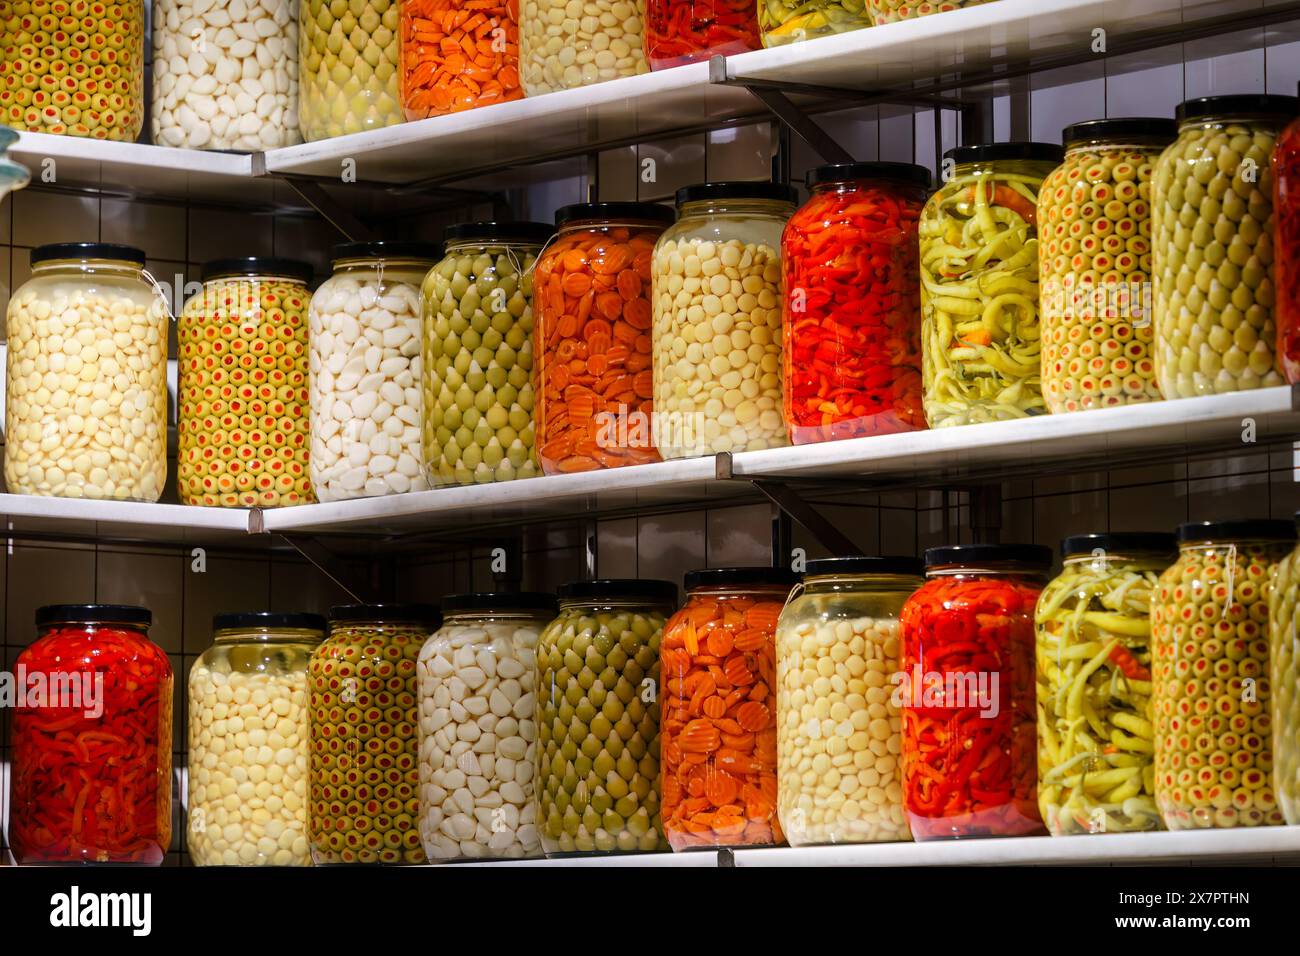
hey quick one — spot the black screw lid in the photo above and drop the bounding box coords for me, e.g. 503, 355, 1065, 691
944, 142, 1065, 166
443, 221, 554, 245
923, 544, 1054, 569
674, 181, 799, 206
554, 202, 675, 228
440, 592, 559, 615
329, 604, 442, 626
1176, 520, 1296, 543
31, 242, 146, 267
804, 556, 926, 578
1061, 117, 1179, 147
1061, 532, 1177, 558
682, 567, 800, 591
201, 257, 314, 284
556, 579, 678, 605
806, 162, 932, 190
1176, 94, 1300, 123
213, 611, 327, 632
331, 240, 441, 264
36, 604, 152, 627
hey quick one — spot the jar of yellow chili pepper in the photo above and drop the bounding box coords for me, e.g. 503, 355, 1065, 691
1267, 514, 1300, 824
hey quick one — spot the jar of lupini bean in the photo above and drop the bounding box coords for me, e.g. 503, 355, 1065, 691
519, 0, 649, 95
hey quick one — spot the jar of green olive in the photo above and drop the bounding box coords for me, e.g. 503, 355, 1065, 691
536, 579, 677, 856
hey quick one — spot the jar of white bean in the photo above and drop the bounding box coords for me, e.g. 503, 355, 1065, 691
4, 243, 168, 501
775, 556, 924, 846
519, 0, 649, 95
417, 592, 556, 862
308, 241, 439, 501
187, 612, 324, 866
651, 182, 795, 459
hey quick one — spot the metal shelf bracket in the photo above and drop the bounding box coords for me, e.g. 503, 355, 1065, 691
716, 452, 863, 557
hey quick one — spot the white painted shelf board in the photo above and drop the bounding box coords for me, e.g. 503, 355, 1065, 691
0, 494, 250, 544
460, 851, 717, 868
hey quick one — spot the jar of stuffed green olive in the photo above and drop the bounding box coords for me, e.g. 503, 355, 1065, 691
421, 222, 552, 487
536, 579, 676, 856
308, 604, 440, 864
1152, 94, 1300, 398
1267, 516, 1300, 825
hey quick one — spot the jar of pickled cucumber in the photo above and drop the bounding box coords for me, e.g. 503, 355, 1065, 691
1151, 520, 1294, 830
519, 0, 649, 95
298, 0, 403, 141
1152, 94, 1300, 398
308, 604, 439, 864
1272, 86, 1300, 383
920, 143, 1063, 427
758, 0, 870, 46
1268, 516, 1300, 824
421, 222, 552, 487
1039, 119, 1177, 413
1036, 533, 1175, 836
188, 612, 325, 866
536, 579, 676, 856
775, 556, 924, 847
417, 592, 557, 862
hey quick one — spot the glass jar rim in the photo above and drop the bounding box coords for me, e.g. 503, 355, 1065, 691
201, 257, 313, 284
213, 626, 324, 644
1061, 117, 1178, 149
443, 221, 553, 246
554, 201, 675, 230
36, 604, 151, 627
31, 242, 145, 269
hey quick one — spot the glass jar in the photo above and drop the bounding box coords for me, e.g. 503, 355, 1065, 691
651, 182, 794, 459
519, 0, 648, 95
9, 605, 172, 865
865, 0, 989, 24
416, 592, 557, 862
775, 556, 923, 847
1039, 119, 1176, 414
920, 143, 1063, 428
1035, 533, 1175, 836
5, 243, 168, 502
308, 240, 439, 501
400, 0, 522, 118
898, 544, 1050, 840
308, 604, 439, 864
178, 258, 314, 508
758, 0, 869, 46
644, 0, 761, 71
0, 0, 144, 140
783, 162, 929, 443
298, 0, 402, 141
0, 125, 30, 198
1153, 95, 1299, 398
1151, 520, 1294, 830
152, 0, 301, 150
421, 222, 552, 487
536, 579, 676, 855
1268, 517, 1300, 824
1272, 86, 1300, 383
187, 612, 324, 866
660, 568, 795, 850
534, 202, 672, 474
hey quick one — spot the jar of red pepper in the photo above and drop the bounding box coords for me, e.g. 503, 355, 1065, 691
644, 0, 763, 71
782, 162, 930, 444
898, 544, 1050, 840
1275, 84, 1300, 383
9, 604, 173, 865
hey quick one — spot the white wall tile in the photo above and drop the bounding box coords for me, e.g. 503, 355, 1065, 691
96, 549, 185, 653
597, 517, 639, 578
101, 198, 186, 260
638, 133, 707, 203
706, 503, 772, 567
12, 190, 100, 247
636, 510, 706, 585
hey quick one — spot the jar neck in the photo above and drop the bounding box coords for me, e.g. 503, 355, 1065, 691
445, 239, 542, 255
1178, 115, 1287, 132
39, 621, 150, 637
686, 584, 791, 599
927, 564, 1047, 582
206, 275, 308, 288
1064, 141, 1165, 156
677, 199, 794, 219
559, 598, 669, 613
558, 219, 665, 236
214, 627, 323, 645
1063, 551, 1170, 571
32, 259, 144, 280
442, 610, 552, 625
802, 573, 924, 594
331, 258, 434, 276
1178, 539, 1292, 553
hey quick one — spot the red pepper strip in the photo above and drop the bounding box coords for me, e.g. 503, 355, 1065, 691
1108, 644, 1152, 682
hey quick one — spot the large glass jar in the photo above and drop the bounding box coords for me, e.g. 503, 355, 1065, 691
5, 243, 168, 502
536, 579, 675, 855
178, 257, 314, 508
188, 612, 324, 866
898, 544, 1050, 840
660, 568, 794, 851
298, 0, 402, 141
921, 144, 1062, 427
783, 162, 929, 443
865, 0, 989, 24
1035, 533, 1174, 836
422, 222, 551, 487
417, 593, 557, 862
9, 605, 172, 865
534, 203, 672, 474
519, 0, 648, 95
308, 604, 438, 865
1151, 520, 1293, 830
651, 182, 794, 459
775, 556, 923, 847
1273, 87, 1300, 383
1268, 518, 1300, 824
152, 0, 301, 150
1039, 119, 1175, 414
1152, 95, 1299, 398
0, 0, 144, 140
644, 0, 761, 70
758, 0, 868, 46
308, 241, 439, 501
400, 0, 522, 118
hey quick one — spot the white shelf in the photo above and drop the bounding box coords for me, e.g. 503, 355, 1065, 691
460, 851, 717, 868
0, 494, 249, 545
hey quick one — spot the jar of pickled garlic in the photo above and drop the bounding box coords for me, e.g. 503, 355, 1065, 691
758, 0, 869, 46
5, 243, 168, 502
1036, 533, 1175, 836
422, 222, 552, 487
0, 0, 145, 140
660, 567, 794, 850
417, 592, 557, 861
188, 612, 324, 866
1268, 516, 1300, 824
534, 202, 672, 474
651, 181, 794, 459
10, 604, 172, 865
775, 556, 923, 847
298, 0, 402, 141
1039, 119, 1176, 413
536, 579, 676, 855
308, 240, 439, 501
783, 162, 929, 442
920, 144, 1062, 427
308, 604, 439, 864
865, 0, 989, 24
899, 544, 1050, 840
519, 0, 648, 95
1152, 94, 1299, 398
401, 0, 522, 118
1273, 85, 1300, 383
178, 257, 314, 508
1151, 520, 1294, 830
645, 0, 762, 70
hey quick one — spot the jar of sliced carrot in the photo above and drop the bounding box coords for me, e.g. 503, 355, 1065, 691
400, 0, 523, 119
660, 567, 795, 850
534, 202, 674, 474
